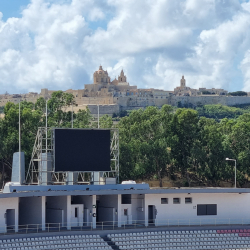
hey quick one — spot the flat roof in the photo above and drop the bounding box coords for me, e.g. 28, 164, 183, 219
0, 184, 250, 198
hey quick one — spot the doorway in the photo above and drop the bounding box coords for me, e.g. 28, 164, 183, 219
6, 209, 15, 229
148, 205, 156, 225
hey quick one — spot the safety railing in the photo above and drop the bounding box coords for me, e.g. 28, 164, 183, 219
2, 217, 250, 235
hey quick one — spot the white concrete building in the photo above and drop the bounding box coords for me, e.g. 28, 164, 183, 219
1, 183, 250, 234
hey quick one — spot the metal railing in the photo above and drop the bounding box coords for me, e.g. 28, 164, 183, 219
2, 218, 250, 235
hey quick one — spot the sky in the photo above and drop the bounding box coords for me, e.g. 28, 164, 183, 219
0, 0, 250, 94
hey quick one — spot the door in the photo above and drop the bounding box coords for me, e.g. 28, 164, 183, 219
71, 206, 79, 227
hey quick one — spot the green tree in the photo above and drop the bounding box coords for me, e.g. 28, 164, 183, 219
119, 105, 173, 186
47, 91, 75, 127
74, 108, 92, 128
0, 101, 43, 185
170, 108, 199, 186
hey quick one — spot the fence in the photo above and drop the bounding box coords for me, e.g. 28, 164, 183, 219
2, 218, 250, 235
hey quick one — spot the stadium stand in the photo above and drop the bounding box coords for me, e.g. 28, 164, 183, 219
0, 234, 113, 250
107, 229, 250, 250
2, 229, 250, 250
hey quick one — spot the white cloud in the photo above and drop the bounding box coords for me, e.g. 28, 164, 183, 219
0, 0, 250, 94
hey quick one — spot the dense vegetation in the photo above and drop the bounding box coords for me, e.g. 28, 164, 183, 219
228, 91, 247, 96
1, 92, 250, 188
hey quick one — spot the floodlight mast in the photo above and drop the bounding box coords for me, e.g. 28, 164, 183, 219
19, 101, 21, 184
225, 158, 237, 188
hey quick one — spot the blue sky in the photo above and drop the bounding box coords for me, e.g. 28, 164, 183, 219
0, 0, 30, 21
0, 0, 250, 94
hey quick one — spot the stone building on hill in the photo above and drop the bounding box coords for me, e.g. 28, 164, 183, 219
174, 76, 228, 97
0, 66, 249, 115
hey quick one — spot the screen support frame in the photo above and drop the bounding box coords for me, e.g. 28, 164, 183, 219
25, 127, 119, 185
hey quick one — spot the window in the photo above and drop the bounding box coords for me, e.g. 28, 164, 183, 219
173, 198, 180, 204
161, 198, 168, 204
197, 204, 217, 216
185, 197, 192, 204
122, 194, 131, 204
75, 207, 78, 218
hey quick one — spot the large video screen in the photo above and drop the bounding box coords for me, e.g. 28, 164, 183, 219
54, 129, 110, 172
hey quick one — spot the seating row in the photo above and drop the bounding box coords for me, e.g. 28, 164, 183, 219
0, 234, 100, 243
217, 229, 250, 234
0, 247, 111, 250
108, 230, 218, 237
110, 235, 250, 241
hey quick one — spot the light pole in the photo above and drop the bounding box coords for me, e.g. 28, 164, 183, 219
225, 158, 237, 188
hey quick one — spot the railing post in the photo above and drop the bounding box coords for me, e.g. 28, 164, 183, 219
37, 224, 38, 233
102, 222, 103, 231
189, 219, 190, 227
48, 223, 49, 232
59, 223, 60, 232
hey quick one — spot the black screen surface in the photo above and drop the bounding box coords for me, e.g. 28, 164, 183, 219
54, 129, 110, 172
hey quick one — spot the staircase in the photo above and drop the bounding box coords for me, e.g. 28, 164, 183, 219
102, 236, 120, 250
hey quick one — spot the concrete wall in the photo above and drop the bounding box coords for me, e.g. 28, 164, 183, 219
19, 197, 43, 226
144, 193, 250, 226
170, 96, 250, 107
0, 197, 19, 233
46, 196, 68, 227
98, 195, 118, 223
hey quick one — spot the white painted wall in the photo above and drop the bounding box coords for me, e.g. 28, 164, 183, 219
41, 196, 45, 230
131, 194, 144, 222
92, 195, 96, 229
72, 195, 93, 226
117, 194, 121, 227
120, 194, 144, 225
145, 193, 250, 226
0, 197, 19, 233
19, 197, 42, 226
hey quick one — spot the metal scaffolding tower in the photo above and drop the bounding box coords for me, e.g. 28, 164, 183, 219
25, 127, 119, 185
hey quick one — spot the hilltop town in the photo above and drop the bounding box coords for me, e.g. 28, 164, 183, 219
1, 66, 250, 115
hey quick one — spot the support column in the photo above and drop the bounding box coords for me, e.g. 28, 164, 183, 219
117, 194, 121, 227
67, 195, 71, 230
15, 198, 19, 233
92, 195, 96, 229
41, 196, 46, 231
144, 194, 148, 227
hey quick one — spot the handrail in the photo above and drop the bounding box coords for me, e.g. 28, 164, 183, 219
2, 217, 250, 235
